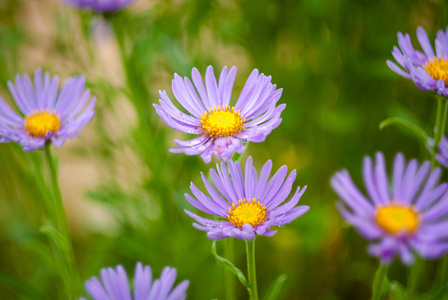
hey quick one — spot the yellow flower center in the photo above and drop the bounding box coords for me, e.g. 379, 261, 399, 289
228, 198, 267, 228
25, 110, 60, 137
423, 57, 448, 85
200, 106, 244, 138
375, 204, 420, 235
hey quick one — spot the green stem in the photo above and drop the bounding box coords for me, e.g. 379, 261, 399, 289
223, 238, 237, 300
432, 95, 448, 167
246, 238, 259, 300
371, 264, 388, 300
44, 145, 79, 299
44, 145, 68, 235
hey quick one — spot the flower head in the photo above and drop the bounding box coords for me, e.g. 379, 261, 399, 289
387, 26, 448, 96
184, 156, 309, 240
0, 68, 96, 151
79, 263, 189, 300
61, 0, 135, 12
153, 66, 285, 163
331, 152, 448, 265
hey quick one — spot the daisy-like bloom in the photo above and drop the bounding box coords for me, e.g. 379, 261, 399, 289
331, 152, 448, 265
61, 0, 135, 12
0, 68, 95, 151
153, 66, 285, 163
436, 136, 448, 168
387, 25, 448, 96
79, 263, 189, 300
184, 156, 309, 240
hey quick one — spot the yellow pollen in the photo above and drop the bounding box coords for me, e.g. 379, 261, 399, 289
423, 57, 448, 85
375, 204, 420, 235
228, 198, 267, 228
200, 105, 244, 138
25, 110, 60, 137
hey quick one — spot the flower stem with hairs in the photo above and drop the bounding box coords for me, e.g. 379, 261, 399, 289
246, 238, 259, 300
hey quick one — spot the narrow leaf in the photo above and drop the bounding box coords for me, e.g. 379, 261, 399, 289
263, 274, 287, 300
389, 281, 405, 300
211, 241, 249, 288
379, 117, 433, 149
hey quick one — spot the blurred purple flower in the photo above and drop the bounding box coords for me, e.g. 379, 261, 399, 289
184, 156, 309, 240
331, 152, 448, 265
79, 263, 189, 300
387, 26, 448, 96
436, 136, 448, 168
61, 0, 136, 12
153, 66, 285, 163
0, 68, 96, 151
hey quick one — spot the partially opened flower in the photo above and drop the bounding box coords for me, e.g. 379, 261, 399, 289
153, 66, 285, 163
436, 136, 448, 168
79, 263, 189, 300
61, 0, 136, 12
184, 156, 309, 240
331, 152, 448, 265
387, 26, 448, 96
0, 68, 95, 151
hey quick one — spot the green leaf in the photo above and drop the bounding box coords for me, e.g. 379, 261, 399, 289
40, 222, 70, 253
379, 117, 433, 149
263, 274, 288, 300
0, 272, 46, 300
389, 281, 405, 300
211, 241, 249, 288
429, 284, 448, 300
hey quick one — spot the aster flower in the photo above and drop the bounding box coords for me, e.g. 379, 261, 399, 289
79, 263, 189, 300
331, 152, 448, 265
184, 156, 309, 240
61, 0, 135, 12
0, 68, 96, 151
387, 25, 448, 96
153, 66, 285, 163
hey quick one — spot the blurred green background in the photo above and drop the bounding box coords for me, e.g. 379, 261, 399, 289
0, 0, 447, 299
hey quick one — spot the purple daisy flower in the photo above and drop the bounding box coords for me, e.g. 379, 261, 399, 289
153, 66, 285, 163
184, 156, 309, 240
387, 25, 448, 96
436, 136, 448, 168
0, 68, 96, 152
79, 263, 189, 300
61, 0, 136, 12
331, 152, 448, 265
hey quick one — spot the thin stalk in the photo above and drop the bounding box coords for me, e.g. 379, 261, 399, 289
246, 238, 259, 300
44, 145, 79, 298
432, 95, 448, 167
44, 145, 68, 235
223, 238, 237, 300
371, 264, 388, 300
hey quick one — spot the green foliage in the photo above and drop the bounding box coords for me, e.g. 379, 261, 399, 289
0, 0, 448, 299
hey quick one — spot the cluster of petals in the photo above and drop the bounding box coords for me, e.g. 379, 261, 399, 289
0, 68, 95, 151
61, 0, 136, 12
153, 66, 285, 162
331, 152, 448, 265
387, 25, 448, 96
79, 263, 189, 300
184, 156, 309, 240
436, 136, 448, 168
